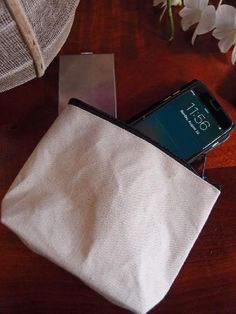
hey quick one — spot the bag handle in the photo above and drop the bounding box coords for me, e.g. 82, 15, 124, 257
5, 0, 45, 77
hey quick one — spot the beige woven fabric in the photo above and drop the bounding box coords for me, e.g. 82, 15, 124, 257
0, 0, 80, 92
1, 103, 220, 313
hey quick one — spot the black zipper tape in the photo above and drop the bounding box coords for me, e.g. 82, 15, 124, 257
68, 98, 220, 189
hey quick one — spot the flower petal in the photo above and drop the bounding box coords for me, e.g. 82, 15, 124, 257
231, 44, 236, 65
213, 28, 230, 40
215, 5, 236, 30
191, 28, 198, 45
179, 8, 201, 31
153, 0, 164, 7
159, 6, 167, 21
192, 5, 216, 43
191, 5, 216, 45
196, 0, 209, 10
218, 34, 235, 53
172, 0, 182, 6
179, 7, 195, 18
183, 0, 195, 9
184, 0, 208, 10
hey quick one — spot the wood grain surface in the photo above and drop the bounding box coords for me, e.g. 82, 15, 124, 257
0, 1, 236, 313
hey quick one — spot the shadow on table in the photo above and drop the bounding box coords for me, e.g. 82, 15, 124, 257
217, 68, 236, 108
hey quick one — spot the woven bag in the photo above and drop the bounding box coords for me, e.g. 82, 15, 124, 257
0, 0, 80, 92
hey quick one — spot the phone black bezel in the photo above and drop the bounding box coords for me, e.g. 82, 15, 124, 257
128, 80, 235, 163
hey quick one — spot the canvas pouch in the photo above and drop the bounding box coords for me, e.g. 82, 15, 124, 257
1, 100, 220, 313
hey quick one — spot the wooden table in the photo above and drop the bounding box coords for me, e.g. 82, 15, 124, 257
0, 1, 236, 313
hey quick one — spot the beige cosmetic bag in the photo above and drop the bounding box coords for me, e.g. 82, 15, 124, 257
1, 100, 220, 313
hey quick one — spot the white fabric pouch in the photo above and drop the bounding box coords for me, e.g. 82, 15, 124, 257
1, 99, 220, 313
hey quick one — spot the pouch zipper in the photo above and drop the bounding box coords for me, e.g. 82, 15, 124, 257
69, 98, 219, 189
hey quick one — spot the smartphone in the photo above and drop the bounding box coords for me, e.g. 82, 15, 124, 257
128, 80, 234, 163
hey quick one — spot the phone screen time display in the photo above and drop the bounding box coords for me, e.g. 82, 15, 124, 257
131, 89, 225, 161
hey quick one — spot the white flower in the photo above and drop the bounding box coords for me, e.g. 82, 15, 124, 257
212, 5, 236, 65
154, 0, 182, 21
153, 0, 182, 6
179, 0, 216, 45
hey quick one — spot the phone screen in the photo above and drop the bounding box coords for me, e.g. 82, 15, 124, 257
131, 88, 229, 161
